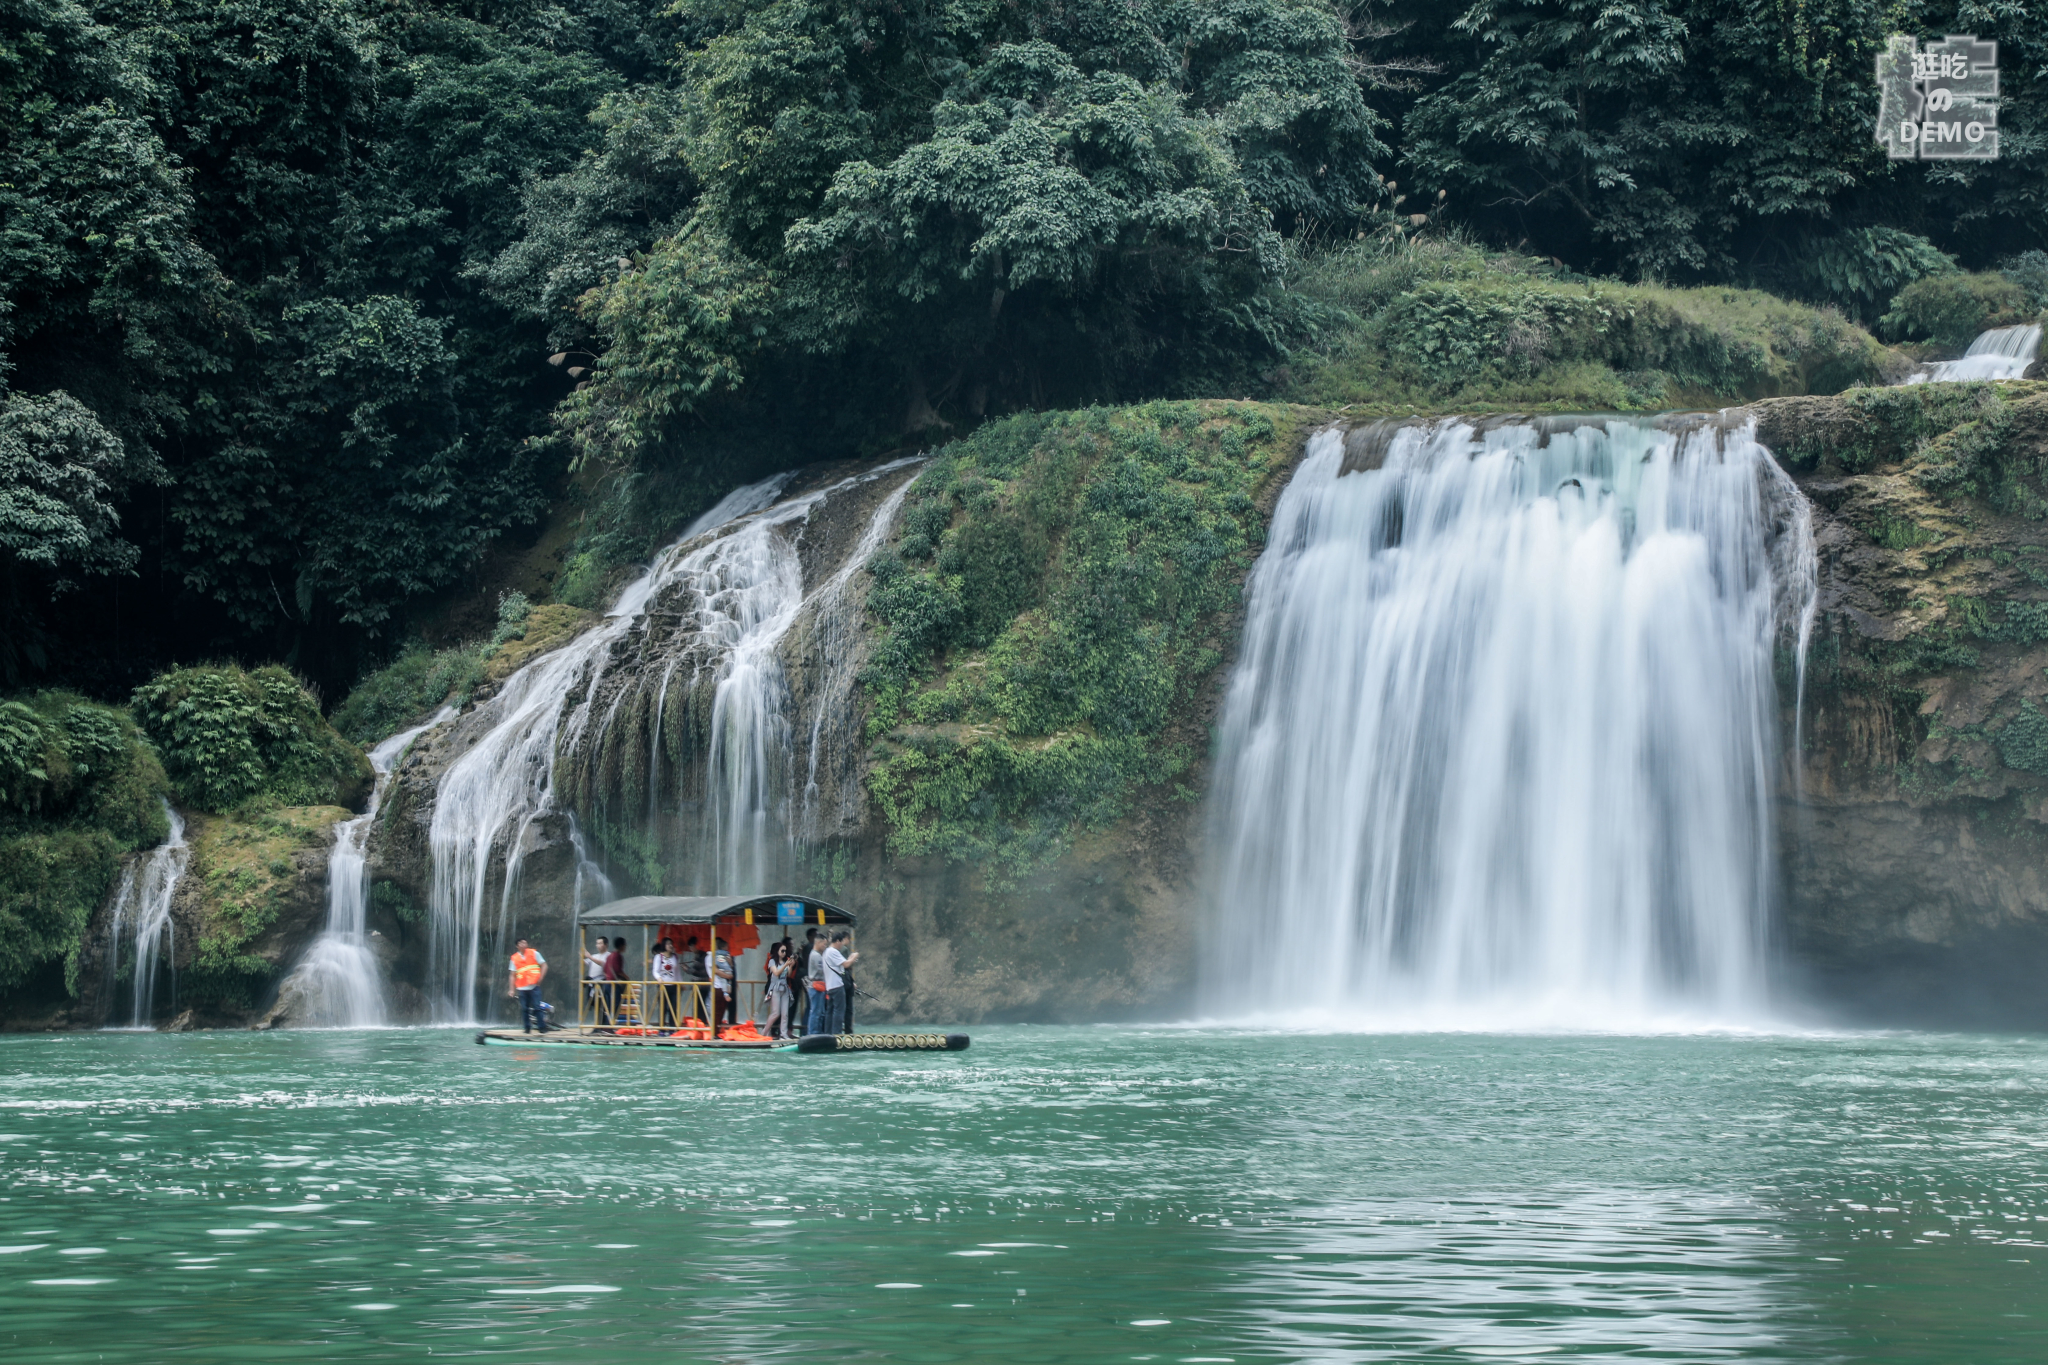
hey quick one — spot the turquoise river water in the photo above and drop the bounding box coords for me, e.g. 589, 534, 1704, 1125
2, 1025, 2044, 1363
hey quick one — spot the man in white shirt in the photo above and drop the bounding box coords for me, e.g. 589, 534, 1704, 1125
822, 930, 859, 1035
583, 935, 608, 1022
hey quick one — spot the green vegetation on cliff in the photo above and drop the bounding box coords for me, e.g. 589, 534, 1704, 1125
1280, 236, 1899, 412
130, 666, 370, 814
1756, 380, 2048, 800
0, 693, 167, 992
181, 806, 347, 1012
861, 401, 1301, 883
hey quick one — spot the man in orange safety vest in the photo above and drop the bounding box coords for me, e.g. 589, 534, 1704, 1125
507, 938, 551, 1033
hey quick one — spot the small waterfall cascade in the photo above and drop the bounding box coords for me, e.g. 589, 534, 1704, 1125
104, 801, 189, 1027
273, 714, 448, 1027
424, 461, 917, 1020
1904, 324, 2041, 383
424, 472, 795, 1021
1204, 416, 1815, 1029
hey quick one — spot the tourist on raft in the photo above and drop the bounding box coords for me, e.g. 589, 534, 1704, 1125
823, 930, 858, 1035
603, 936, 627, 1023
679, 937, 706, 1020
650, 938, 680, 1026
711, 939, 737, 1029
507, 938, 551, 1033
761, 940, 795, 1039
804, 928, 830, 1036
582, 936, 608, 1020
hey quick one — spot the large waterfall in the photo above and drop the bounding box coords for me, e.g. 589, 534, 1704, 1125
1204, 417, 1814, 1029
423, 461, 918, 1020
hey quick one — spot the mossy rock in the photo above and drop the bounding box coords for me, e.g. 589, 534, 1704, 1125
180, 806, 347, 1011
485, 604, 601, 681
131, 664, 371, 813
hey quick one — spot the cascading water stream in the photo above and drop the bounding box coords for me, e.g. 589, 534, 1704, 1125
424, 472, 795, 1021
273, 713, 451, 1027
1903, 324, 2041, 383
423, 461, 917, 1020
1203, 416, 1815, 1029
104, 801, 189, 1027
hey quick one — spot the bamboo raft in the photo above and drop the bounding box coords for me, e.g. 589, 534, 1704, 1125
475, 1029, 969, 1052
479, 893, 970, 1056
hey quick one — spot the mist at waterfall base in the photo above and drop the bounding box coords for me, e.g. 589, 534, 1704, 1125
6, 1025, 2045, 1364
1204, 419, 1814, 1033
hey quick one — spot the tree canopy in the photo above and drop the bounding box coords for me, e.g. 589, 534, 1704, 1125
1, 0, 2043, 703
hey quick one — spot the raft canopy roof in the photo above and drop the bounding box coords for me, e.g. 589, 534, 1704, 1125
577, 894, 855, 928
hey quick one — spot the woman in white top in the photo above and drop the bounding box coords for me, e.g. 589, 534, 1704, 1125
650, 938, 680, 1026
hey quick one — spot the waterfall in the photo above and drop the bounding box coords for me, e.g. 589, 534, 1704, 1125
104, 802, 189, 1027
1904, 324, 2041, 383
271, 714, 448, 1027
423, 472, 795, 1021
423, 461, 917, 1020
1203, 416, 1815, 1029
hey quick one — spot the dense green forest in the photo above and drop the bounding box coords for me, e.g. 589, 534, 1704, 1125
3, 0, 2044, 706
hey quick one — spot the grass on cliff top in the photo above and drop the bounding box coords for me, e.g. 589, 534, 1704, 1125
1277, 235, 1902, 414
861, 400, 1309, 886
181, 806, 346, 1012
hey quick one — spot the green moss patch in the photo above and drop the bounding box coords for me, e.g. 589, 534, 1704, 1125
862, 401, 1305, 885
181, 807, 344, 1010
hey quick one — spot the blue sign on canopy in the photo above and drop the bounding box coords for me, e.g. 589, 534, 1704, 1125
776, 900, 806, 924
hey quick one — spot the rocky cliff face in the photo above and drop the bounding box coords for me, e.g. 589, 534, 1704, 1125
1759, 382, 2048, 1028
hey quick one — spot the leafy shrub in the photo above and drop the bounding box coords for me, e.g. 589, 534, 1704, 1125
0, 693, 169, 993
1882, 274, 2030, 348
1997, 700, 2048, 775
1785, 227, 1956, 323
331, 645, 486, 747
493, 591, 533, 645
131, 665, 371, 812
2003, 252, 2048, 314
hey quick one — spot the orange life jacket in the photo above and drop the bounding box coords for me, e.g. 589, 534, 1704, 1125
510, 949, 545, 990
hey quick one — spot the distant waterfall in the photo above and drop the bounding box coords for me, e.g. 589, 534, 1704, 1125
104, 802, 189, 1027
1904, 324, 2041, 383
423, 461, 917, 1020
1204, 417, 1814, 1028
272, 715, 446, 1027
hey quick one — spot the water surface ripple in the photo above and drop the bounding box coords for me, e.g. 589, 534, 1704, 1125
1, 1027, 2042, 1362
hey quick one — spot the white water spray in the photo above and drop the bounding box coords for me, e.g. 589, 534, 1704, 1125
1904, 324, 2041, 383
104, 802, 189, 1027
423, 474, 794, 1021
423, 462, 916, 1020
1204, 417, 1815, 1029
